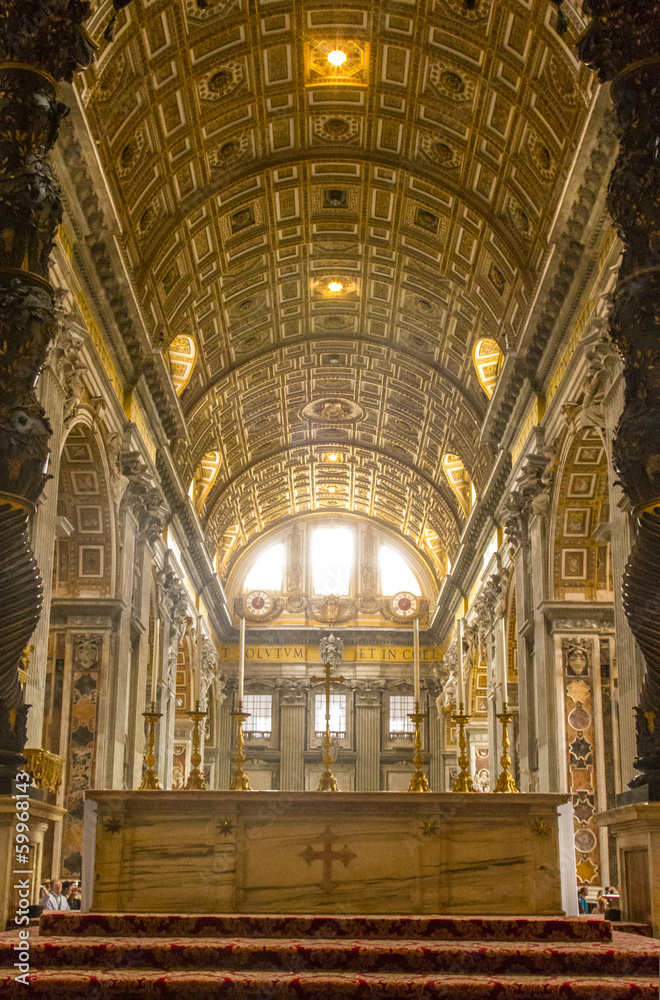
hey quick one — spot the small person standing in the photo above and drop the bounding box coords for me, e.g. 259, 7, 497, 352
595, 890, 610, 916
43, 880, 70, 911
578, 887, 589, 914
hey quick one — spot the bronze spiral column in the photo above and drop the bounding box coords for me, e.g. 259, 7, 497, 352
0, 3, 95, 788
578, 3, 660, 797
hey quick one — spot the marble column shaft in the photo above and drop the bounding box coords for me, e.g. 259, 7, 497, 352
512, 540, 535, 785
530, 512, 560, 792
355, 691, 382, 791
126, 538, 154, 788
279, 691, 307, 790
428, 697, 443, 792
215, 691, 234, 790
99, 506, 138, 788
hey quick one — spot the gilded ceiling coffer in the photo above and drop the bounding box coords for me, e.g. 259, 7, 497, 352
0, 1, 94, 786
578, 1, 660, 799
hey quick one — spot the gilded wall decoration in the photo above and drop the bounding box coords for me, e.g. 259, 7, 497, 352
561, 638, 601, 886
553, 428, 610, 602
62, 634, 102, 878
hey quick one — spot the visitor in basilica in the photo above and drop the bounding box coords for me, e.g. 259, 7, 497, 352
41, 881, 70, 912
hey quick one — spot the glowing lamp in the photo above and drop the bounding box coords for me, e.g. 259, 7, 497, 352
327, 281, 343, 292
327, 49, 347, 67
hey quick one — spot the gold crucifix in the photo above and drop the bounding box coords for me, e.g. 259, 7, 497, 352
312, 634, 345, 791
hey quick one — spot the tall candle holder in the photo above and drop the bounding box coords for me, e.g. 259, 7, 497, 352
230, 706, 252, 790
451, 704, 475, 792
407, 704, 431, 792
139, 702, 162, 790
318, 722, 339, 792
494, 702, 519, 793
184, 701, 207, 790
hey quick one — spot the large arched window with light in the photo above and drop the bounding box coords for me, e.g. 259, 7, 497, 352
473, 338, 504, 399
243, 542, 285, 592
166, 334, 197, 395
229, 517, 439, 607
189, 451, 221, 512
379, 544, 421, 596
312, 526, 354, 595
442, 453, 475, 516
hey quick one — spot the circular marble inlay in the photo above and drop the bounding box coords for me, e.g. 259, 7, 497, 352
568, 703, 591, 732
574, 828, 597, 854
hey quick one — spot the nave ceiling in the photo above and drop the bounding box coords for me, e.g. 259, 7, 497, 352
81, 0, 595, 578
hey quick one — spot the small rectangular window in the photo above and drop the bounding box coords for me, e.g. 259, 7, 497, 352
243, 694, 272, 738
315, 693, 346, 738
389, 695, 414, 737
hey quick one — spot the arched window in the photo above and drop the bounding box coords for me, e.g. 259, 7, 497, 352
442, 453, 474, 516
166, 334, 197, 395
189, 451, 221, 512
379, 544, 421, 595
312, 526, 353, 595
473, 338, 504, 399
243, 542, 285, 592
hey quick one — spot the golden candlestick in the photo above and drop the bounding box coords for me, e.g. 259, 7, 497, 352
451, 704, 475, 792
230, 707, 252, 790
407, 705, 431, 792
311, 658, 345, 792
139, 703, 162, 790
318, 723, 339, 792
184, 702, 207, 790
494, 702, 519, 793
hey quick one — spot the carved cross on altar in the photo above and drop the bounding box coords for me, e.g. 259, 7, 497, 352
299, 826, 356, 892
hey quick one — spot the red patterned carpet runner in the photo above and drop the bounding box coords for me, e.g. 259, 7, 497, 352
0, 914, 656, 997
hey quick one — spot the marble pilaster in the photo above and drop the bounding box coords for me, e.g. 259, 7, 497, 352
98, 506, 137, 788
354, 683, 383, 791
214, 686, 234, 789
126, 538, 153, 789
530, 512, 560, 792
279, 682, 307, 791
512, 542, 535, 787
428, 697, 443, 792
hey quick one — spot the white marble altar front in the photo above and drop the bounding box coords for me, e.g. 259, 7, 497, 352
83, 791, 577, 916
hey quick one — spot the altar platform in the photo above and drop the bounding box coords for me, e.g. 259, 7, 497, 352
82, 791, 577, 916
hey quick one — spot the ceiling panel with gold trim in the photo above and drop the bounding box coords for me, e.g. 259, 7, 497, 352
82, 0, 594, 576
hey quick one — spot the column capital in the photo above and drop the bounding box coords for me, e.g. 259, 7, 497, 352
353, 680, 385, 708
276, 678, 309, 707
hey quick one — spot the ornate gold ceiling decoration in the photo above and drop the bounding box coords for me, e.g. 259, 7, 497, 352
301, 399, 364, 423
83, 0, 593, 570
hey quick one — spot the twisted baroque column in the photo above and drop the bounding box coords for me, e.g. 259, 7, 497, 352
0, 3, 94, 784
578, 3, 660, 795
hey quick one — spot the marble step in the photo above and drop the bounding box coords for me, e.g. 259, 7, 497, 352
2, 934, 657, 976
39, 912, 615, 942
0, 968, 657, 998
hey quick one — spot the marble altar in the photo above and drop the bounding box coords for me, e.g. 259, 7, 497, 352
83, 791, 577, 916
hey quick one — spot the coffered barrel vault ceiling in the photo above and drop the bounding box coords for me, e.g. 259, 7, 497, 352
83, 0, 594, 577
